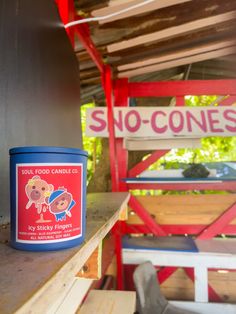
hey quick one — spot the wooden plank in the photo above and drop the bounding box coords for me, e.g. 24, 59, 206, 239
124, 137, 201, 150
170, 301, 236, 314
0, 192, 130, 314
77, 290, 136, 314
118, 39, 236, 71
160, 268, 194, 301
196, 239, 236, 254
108, 11, 236, 52
123, 238, 236, 269
92, 0, 191, 24
195, 266, 208, 302
119, 46, 236, 77
127, 181, 236, 191
127, 195, 236, 226
102, 0, 236, 46
48, 278, 93, 314
108, 20, 236, 65
77, 243, 102, 279
76, 233, 117, 280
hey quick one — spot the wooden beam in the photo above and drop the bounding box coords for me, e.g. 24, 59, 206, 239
124, 137, 201, 151
127, 181, 236, 191
92, 0, 191, 24
107, 11, 236, 52
128, 80, 236, 97
129, 195, 167, 236
127, 194, 236, 226
119, 46, 236, 77
128, 150, 169, 177
77, 243, 102, 279
118, 39, 236, 71
197, 202, 236, 240
108, 20, 236, 65
48, 278, 93, 314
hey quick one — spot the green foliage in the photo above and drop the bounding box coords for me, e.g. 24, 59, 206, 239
81, 102, 101, 183
150, 95, 236, 170
144, 95, 236, 195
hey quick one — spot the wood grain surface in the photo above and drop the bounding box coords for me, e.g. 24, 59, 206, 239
0, 192, 130, 314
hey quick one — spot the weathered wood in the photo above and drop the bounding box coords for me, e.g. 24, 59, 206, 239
127, 194, 236, 226
0, 192, 130, 314
108, 20, 236, 64
92, 0, 191, 24
48, 278, 94, 314
118, 39, 236, 72
77, 290, 136, 314
77, 243, 102, 279
119, 46, 236, 77
101, 0, 236, 35
109, 12, 236, 53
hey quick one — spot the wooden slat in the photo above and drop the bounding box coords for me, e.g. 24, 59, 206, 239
92, 0, 191, 24
118, 39, 235, 71
108, 15, 236, 60
108, 11, 236, 52
124, 137, 201, 151
119, 46, 236, 77
77, 290, 136, 314
127, 194, 236, 226
161, 268, 236, 302
77, 243, 102, 279
0, 192, 130, 314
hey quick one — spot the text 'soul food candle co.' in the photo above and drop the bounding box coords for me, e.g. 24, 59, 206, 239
10, 147, 88, 251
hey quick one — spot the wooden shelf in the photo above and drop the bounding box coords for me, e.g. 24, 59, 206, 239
0, 192, 130, 314
124, 162, 236, 190
78, 290, 136, 314
124, 179, 236, 191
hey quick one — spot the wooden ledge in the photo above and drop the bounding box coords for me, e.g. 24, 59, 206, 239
0, 192, 130, 314
77, 290, 136, 314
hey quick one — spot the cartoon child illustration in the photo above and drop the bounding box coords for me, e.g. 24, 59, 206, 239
25, 175, 54, 214
47, 187, 76, 221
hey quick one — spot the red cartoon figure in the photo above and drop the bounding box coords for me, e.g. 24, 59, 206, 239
47, 187, 76, 221
25, 175, 54, 215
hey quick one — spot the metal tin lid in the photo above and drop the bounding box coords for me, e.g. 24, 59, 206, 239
9, 146, 88, 157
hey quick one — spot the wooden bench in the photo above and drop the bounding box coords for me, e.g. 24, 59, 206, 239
77, 290, 136, 314
123, 237, 236, 312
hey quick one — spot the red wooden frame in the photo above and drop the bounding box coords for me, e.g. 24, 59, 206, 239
197, 202, 236, 239
129, 80, 236, 97
128, 150, 169, 178
57, 1, 236, 299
